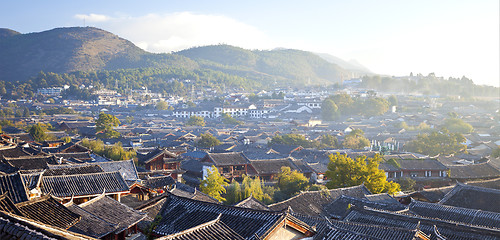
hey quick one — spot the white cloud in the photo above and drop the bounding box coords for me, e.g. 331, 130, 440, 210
74, 14, 110, 23
90, 12, 275, 53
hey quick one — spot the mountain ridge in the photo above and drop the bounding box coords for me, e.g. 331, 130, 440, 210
0, 26, 369, 87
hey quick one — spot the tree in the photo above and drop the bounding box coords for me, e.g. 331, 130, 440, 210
269, 134, 316, 148
200, 166, 229, 202
28, 123, 49, 142
325, 153, 400, 194
96, 113, 121, 139
226, 181, 242, 204
388, 95, 398, 106
197, 133, 221, 148
320, 134, 338, 149
186, 116, 205, 126
276, 166, 309, 199
222, 113, 242, 125
321, 99, 339, 121
492, 146, 500, 158
443, 118, 473, 134
343, 129, 370, 150
405, 128, 466, 156
156, 101, 170, 110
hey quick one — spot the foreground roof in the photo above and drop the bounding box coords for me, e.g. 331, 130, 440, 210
268, 185, 371, 216
41, 171, 129, 198
154, 193, 283, 239
439, 183, 500, 213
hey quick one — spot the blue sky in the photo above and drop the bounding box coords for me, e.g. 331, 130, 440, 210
2, 0, 499, 87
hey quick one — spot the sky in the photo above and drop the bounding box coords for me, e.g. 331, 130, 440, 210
2, 0, 499, 87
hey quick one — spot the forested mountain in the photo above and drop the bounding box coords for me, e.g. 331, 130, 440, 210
0, 27, 198, 82
177, 45, 348, 86
315, 52, 372, 75
0, 27, 351, 87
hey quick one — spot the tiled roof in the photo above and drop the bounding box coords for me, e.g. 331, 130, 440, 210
249, 158, 300, 175
157, 217, 245, 240
48, 159, 139, 181
343, 206, 500, 240
466, 177, 500, 190
41, 171, 130, 198
154, 193, 283, 239
21, 172, 43, 190
169, 183, 220, 204
323, 195, 406, 219
396, 159, 448, 170
2, 155, 53, 170
143, 175, 175, 190
203, 152, 249, 166
0, 192, 22, 215
79, 195, 146, 233
325, 218, 422, 240
409, 200, 500, 230
44, 164, 104, 176
439, 183, 500, 213
234, 195, 270, 211
449, 162, 500, 179
268, 185, 371, 216
138, 148, 178, 164
16, 195, 81, 230
0, 172, 29, 204
66, 203, 118, 238
0, 211, 94, 240
0, 146, 32, 158
409, 185, 455, 203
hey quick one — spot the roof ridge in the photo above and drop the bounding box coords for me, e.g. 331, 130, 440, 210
42, 170, 122, 178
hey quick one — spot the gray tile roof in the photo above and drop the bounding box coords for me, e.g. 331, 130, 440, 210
16, 195, 81, 230
67, 203, 118, 238
203, 152, 250, 166
41, 171, 130, 198
154, 193, 284, 239
343, 206, 500, 240
268, 185, 371, 216
409, 200, 500, 230
79, 195, 146, 234
0, 172, 29, 204
157, 217, 245, 240
439, 183, 500, 213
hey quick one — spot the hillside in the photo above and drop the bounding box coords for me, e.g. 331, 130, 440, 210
177, 45, 350, 86
315, 52, 372, 76
0, 27, 198, 82
0, 27, 360, 88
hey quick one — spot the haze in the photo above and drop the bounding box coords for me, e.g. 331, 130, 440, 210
2, 0, 498, 87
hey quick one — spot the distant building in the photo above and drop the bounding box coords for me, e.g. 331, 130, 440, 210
37, 87, 64, 96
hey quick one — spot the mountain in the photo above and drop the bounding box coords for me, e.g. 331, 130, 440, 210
177, 45, 349, 86
0, 27, 198, 82
315, 52, 372, 77
0, 28, 20, 38
0, 27, 362, 87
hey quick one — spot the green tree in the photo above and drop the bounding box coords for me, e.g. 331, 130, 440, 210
320, 134, 338, 149
321, 98, 339, 121
405, 128, 466, 156
241, 175, 272, 203
388, 95, 398, 106
28, 123, 49, 142
226, 181, 242, 204
222, 113, 243, 125
443, 118, 473, 134
96, 113, 121, 139
492, 146, 500, 158
276, 166, 309, 199
197, 133, 221, 148
343, 129, 370, 150
186, 116, 205, 126
270, 134, 317, 148
156, 101, 170, 110
325, 153, 400, 194
200, 166, 229, 202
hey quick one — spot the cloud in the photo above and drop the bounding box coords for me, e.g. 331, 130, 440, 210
89, 12, 274, 53
74, 13, 110, 23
